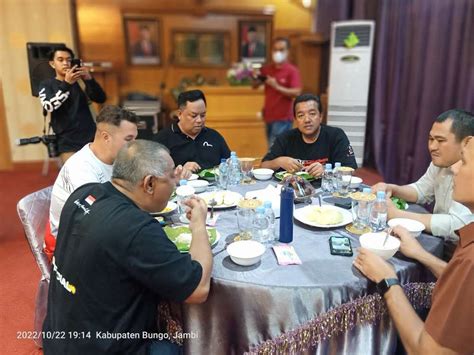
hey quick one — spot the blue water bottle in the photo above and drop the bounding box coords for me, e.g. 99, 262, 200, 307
279, 186, 294, 243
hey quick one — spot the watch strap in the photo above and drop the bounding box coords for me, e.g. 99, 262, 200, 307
377, 278, 400, 296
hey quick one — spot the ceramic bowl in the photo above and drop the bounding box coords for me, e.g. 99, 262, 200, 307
350, 177, 363, 189
360, 232, 400, 260
388, 218, 425, 238
252, 168, 274, 181
187, 179, 209, 193
226, 240, 266, 266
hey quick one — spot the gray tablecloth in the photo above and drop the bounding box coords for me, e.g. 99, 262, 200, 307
170, 181, 444, 355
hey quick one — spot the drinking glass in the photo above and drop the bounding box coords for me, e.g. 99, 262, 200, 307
337, 169, 353, 197
239, 157, 256, 184
236, 207, 255, 240
351, 199, 372, 232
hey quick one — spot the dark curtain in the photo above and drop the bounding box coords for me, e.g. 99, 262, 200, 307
316, 0, 474, 184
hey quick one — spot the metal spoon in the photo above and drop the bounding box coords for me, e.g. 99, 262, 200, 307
383, 227, 393, 246
209, 198, 217, 219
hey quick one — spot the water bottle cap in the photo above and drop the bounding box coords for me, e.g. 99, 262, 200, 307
256, 206, 265, 213
264, 201, 272, 208
334, 162, 341, 168
230, 151, 236, 156
325, 163, 332, 170
179, 179, 187, 185
376, 190, 386, 199
362, 188, 372, 194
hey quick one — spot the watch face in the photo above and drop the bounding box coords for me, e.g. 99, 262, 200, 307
377, 278, 399, 296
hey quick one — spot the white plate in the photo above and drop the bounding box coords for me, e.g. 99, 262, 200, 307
293, 205, 352, 228
150, 201, 178, 216
200, 190, 243, 209
188, 174, 199, 181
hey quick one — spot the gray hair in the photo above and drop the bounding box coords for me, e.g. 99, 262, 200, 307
112, 140, 171, 185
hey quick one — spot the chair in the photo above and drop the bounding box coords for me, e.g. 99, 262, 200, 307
17, 186, 52, 348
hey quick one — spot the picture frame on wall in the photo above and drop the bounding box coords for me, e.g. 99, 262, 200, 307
124, 17, 161, 66
238, 20, 271, 63
172, 31, 229, 67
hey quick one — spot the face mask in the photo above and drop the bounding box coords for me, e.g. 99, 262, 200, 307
272, 51, 287, 64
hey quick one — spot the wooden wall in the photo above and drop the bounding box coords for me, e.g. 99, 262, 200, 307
75, 0, 313, 112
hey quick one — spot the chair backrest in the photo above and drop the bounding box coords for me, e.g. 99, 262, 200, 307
17, 186, 53, 281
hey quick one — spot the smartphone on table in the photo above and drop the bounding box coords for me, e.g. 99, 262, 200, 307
329, 235, 353, 256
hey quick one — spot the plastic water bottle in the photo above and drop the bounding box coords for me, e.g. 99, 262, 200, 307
228, 154, 241, 186
179, 179, 187, 186
370, 190, 388, 231
253, 206, 269, 243
279, 187, 294, 243
321, 163, 333, 193
218, 158, 228, 189
263, 201, 276, 241
333, 162, 341, 192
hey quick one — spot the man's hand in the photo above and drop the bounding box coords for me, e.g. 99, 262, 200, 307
277, 157, 303, 173
64, 65, 82, 84
174, 164, 191, 180
353, 248, 397, 283
372, 182, 393, 198
183, 161, 201, 173
392, 225, 425, 260
184, 196, 208, 231
76, 66, 92, 80
265, 76, 279, 90
304, 162, 324, 178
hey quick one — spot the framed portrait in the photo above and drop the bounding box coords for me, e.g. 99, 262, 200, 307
172, 31, 229, 67
239, 20, 272, 63
124, 17, 161, 66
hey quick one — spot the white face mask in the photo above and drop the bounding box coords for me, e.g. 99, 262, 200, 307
272, 51, 287, 64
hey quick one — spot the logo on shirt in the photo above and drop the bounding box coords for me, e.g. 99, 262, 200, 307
85, 195, 96, 206
347, 145, 355, 157
203, 141, 213, 147
74, 199, 91, 215
52, 257, 76, 295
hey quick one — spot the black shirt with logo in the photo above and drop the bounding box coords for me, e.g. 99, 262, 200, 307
43, 182, 202, 354
154, 123, 231, 169
262, 126, 358, 169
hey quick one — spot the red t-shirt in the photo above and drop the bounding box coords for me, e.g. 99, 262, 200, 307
261, 62, 301, 123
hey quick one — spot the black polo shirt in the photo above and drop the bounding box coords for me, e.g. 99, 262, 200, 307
43, 182, 202, 354
154, 122, 231, 169
262, 125, 358, 169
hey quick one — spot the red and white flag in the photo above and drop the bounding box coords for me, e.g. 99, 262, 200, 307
85, 195, 96, 206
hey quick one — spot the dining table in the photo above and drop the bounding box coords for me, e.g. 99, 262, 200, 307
159, 178, 444, 355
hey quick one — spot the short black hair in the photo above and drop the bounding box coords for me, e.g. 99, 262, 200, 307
96, 105, 138, 126
48, 46, 74, 61
435, 109, 474, 142
177, 89, 207, 109
293, 93, 323, 117
248, 26, 257, 33
273, 37, 290, 49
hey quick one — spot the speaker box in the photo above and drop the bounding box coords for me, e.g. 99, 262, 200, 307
26, 42, 65, 97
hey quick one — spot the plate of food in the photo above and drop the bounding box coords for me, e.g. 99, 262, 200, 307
150, 201, 178, 216
163, 225, 220, 253
294, 205, 352, 228
391, 197, 409, 210
200, 190, 243, 209
198, 168, 219, 181
274, 171, 315, 182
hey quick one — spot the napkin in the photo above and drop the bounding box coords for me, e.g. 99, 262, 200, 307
272, 244, 302, 265
245, 184, 282, 217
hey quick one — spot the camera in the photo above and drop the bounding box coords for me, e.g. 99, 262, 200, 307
16, 134, 58, 158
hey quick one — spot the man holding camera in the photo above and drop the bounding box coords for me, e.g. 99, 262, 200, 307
39, 46, 106, 163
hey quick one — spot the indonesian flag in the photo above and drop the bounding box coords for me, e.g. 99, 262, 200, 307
85, 195, 96, 206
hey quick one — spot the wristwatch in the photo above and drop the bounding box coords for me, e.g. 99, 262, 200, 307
376, 278, 400, 296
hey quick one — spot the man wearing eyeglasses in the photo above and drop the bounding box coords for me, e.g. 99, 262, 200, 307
154, 90, 231, 173
261, 93, 357, 177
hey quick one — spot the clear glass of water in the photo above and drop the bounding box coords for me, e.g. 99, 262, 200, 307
337, 169, 353, 196
236, 207, 255, 240
351, 199, 371, 231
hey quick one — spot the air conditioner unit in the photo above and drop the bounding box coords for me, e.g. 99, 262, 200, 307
326, 20, 375, 167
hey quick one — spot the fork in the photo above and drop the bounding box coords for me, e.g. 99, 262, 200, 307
209, 198, 217, 219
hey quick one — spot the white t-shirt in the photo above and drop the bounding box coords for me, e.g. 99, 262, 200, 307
49, 144, 113, 237
409, 162, 474, 241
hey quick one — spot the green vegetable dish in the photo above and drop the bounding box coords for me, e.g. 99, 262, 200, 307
163, 226, 218, 252
275, 171, 315, 182
198, 168, 219, 180
391, 197, 408, 210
